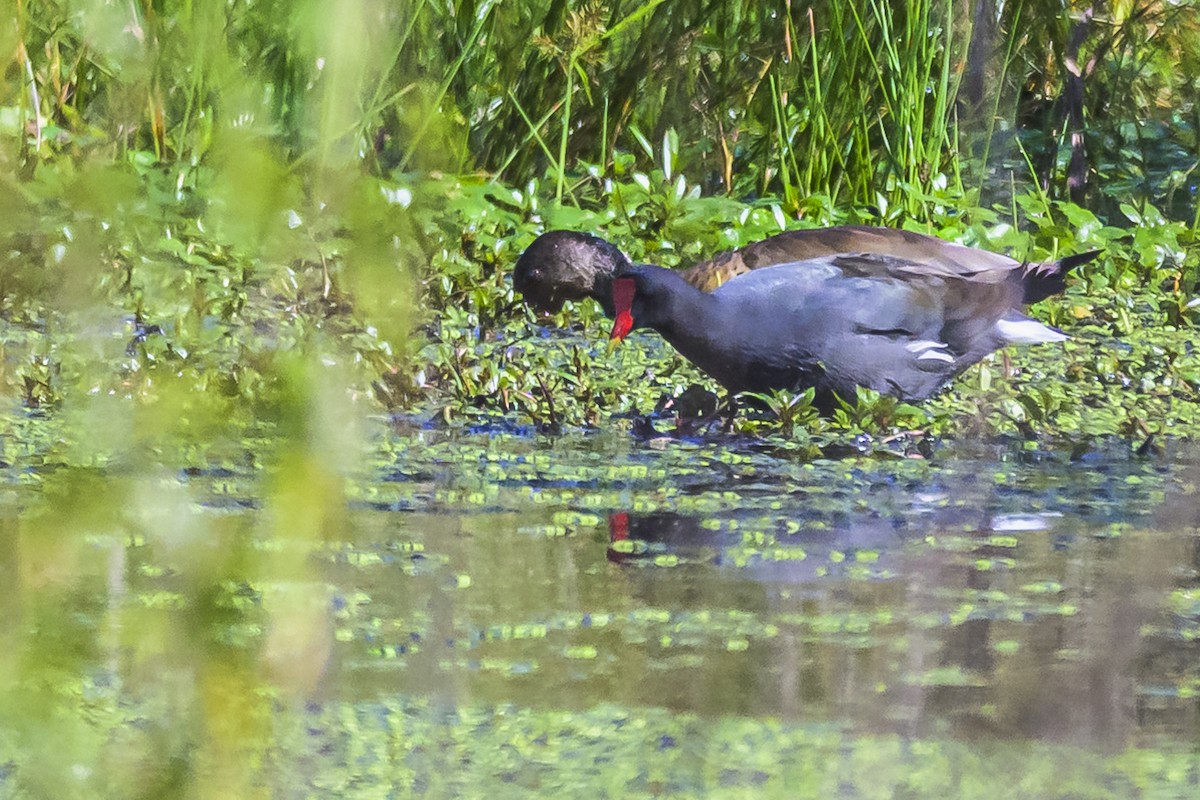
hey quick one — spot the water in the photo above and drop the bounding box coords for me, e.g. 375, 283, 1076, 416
2, 426, 1199, 797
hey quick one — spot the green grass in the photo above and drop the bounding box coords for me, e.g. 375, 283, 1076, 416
7, 2, 1198, 214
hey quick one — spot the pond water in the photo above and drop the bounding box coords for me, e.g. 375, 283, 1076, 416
2, 422, 1200, 797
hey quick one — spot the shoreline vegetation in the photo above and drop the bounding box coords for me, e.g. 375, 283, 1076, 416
2, 0, 1199, 447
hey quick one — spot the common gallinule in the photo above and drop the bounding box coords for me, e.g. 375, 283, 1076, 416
513, 226, 1098, 314
606, 253, 1077, 408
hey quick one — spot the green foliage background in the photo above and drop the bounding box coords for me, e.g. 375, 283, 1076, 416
1, 0, 1198, 443
3, 2, 1200, 798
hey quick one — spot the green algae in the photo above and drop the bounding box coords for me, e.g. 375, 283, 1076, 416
5, 386, 1200, 798
5, 686, 1196, 799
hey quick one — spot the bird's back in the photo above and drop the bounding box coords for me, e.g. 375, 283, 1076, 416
687, 226, 1022, 292
702, 255, 1016, 400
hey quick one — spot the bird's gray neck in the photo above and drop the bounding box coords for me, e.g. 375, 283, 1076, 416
645, 270, 724, 356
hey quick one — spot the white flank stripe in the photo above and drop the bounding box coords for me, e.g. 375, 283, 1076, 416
917, 349, 955, 363
995, 317, 1068, 344
905, 339, 949, 353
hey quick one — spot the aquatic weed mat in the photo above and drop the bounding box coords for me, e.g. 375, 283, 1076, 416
3, 425, 1200, 798
280, 699, 1200, 799
1, 689, 1196, 798
358, 426, 1190, 520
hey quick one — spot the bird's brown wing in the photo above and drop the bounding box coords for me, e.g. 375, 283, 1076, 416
681, 226, 1023, 293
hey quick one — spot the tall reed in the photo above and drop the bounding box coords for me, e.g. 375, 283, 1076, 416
5, 0, 1196, 222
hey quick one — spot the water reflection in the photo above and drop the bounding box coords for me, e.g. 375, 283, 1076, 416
2, 432, 1199, 795
320, 434, 1200, 754
594, 505, 1189, 750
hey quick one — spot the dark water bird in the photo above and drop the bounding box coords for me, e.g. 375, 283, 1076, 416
606, 252, 1081, 409
513, 226, 1098, 315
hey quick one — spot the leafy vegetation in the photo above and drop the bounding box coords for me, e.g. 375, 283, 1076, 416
3, 0, 1198, 448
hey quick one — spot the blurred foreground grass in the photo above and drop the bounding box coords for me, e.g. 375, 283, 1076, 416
2, 1, 1200, 796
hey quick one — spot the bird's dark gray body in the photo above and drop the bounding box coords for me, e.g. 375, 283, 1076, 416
619, 254, 1064, 404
